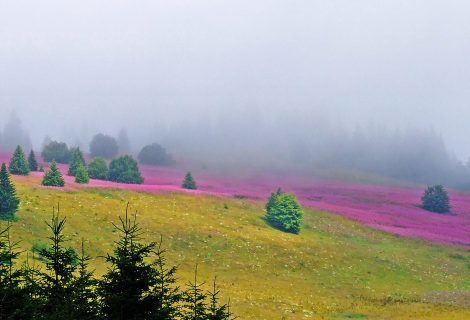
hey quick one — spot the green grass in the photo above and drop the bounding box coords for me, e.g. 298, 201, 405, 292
3, 176, 470, 319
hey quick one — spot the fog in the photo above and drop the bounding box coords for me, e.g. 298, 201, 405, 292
1, 1, 470, 185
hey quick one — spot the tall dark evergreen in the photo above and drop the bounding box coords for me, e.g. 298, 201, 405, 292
68, 147, 86, 176
69, 239, 100, 320
28, 150, 39, 172
38, 211, 78, 318
99, 206, 161, 320
182, 172, 197, 190
38, 210, 101, 319
183, 266, 208, 320
207, 278, 235, 320
153, 237, 182, 319
0, 224, 27, 319
9, 145, 30, 175
42, 161, 65, 187
0, 163, 20, 217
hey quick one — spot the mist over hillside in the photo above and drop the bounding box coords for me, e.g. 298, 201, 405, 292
2, 1, 470, 187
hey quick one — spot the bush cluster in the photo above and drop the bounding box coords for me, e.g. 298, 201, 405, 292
90, 134, 119, 159
42, 141, 71, 164
137, 143, 174, 166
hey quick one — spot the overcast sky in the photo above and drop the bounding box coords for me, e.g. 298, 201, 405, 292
1, 1, 470, 158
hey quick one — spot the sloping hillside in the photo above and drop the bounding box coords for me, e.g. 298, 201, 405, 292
5, 175, 470, 319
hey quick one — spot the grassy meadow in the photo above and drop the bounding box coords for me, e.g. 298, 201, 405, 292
4, 174, 470, 319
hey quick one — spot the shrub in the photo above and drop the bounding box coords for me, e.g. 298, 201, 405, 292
75, 163, 90, 184
137, 143, 174, 166
42, 141, 71, 163
28, 150, 38, 171
67, 147, 86, 176
182, 172, 197, 190
89, 134, 118, 159
8, 145, 30, 175
265, 190, 303, 234
421, 185, 450, 213
42, 161, 65, 187
108, 155, 143, 184
87, 157, 108, 180
0, 163, 20, 216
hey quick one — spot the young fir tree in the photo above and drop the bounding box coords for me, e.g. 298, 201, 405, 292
0, 163, 20, 216
99, 205, 160, 320
69, 239, 100, 320
182, 172, 197, 190
28, 150, 39, 172
207, 278, 235, 320
421, 185, 450, 213
0, 224, 27, 319
153, 237, 182, 319
9, 145, 30, 175
87, 157, 108, 180
265, 187, 283, 214
183, 266, 208, 320
67, 147, 86, 176
42, 161, 65, 187
74, 163, 90, 184
266, 191, 303, 234
38, 210, 89, 319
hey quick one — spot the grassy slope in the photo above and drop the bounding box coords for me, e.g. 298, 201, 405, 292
5, 175, 470, 319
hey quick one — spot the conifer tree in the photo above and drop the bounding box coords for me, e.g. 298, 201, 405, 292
183, 266, 208, 320
0, 163, 20, 216
182, 172, 197, 190
68, 147, 86, 176
28, 150, 39, 172
153, 237, 182, 319
265, 187, 283, 213
421, 185, 450, 213
42, 161, 65, 187
75, 163, 90, 184
69, 239, 100, 320
99, 205, 160, 320
207, 278, 235, 320
19, 253, 43, 319
38, 210, 80, 318
9, 145, 30, 175
0, 224, 26, 319
266, 191, 303, 234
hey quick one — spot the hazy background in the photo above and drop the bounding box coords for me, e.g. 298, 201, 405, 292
1, 1, 470, 185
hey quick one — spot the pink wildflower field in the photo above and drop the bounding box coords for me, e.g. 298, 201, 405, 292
2, 152, 470, 247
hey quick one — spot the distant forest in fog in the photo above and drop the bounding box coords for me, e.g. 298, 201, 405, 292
0, 111, 469, 189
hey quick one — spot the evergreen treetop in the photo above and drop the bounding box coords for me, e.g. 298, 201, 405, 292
421, 185, 450, 213
42, 161, 65, 187
0, 163, 20, 216
67, 147, 86, 176
74, 163, 90, 184
28, 150, 39, 171
182, 172, 197, 190
9, 145, 30, 176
